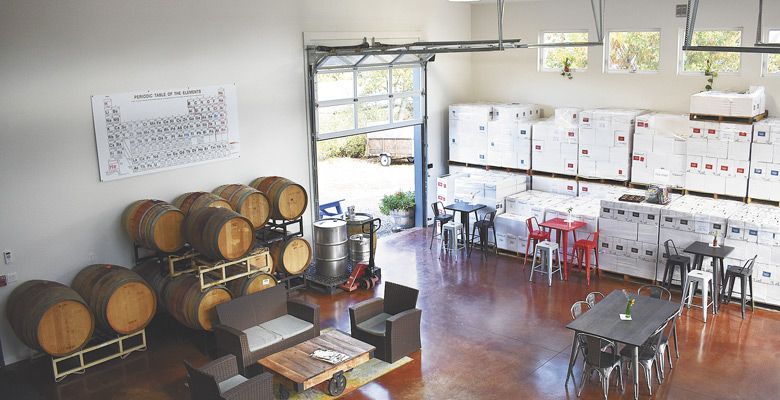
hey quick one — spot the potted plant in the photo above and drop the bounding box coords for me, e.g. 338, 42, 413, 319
379, 191, 415, 228
561, 57, 574, 80
704, 59, 718, 91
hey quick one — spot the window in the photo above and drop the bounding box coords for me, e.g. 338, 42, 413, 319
764, 30, 780, 76
539, 31, 589, 71
606, 31, 661, 73
680, 29, 742, 74
313, 65, 424, 138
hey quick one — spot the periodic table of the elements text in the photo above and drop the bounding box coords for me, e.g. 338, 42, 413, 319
91, 84, 240, 181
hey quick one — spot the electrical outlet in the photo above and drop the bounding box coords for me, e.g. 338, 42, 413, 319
6, 272, 17, 284
89, 253, 96, 262
3, 250, 11, 264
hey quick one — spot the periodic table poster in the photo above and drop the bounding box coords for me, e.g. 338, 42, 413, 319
91, 84, 240, 181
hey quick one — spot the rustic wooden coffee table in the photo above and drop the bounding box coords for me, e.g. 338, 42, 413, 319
258, 330, 375, 398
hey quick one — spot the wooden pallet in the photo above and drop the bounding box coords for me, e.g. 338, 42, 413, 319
600, 270, 657, 286
528, 169, 577, 180
51, 330, 146, 382
689, 111, 768, 125
447, 160, 530, 174
497, 248, 524, 259
576, 176, 630, 187
747, 197, 780, 207
683, 189, 747, 203
167, 248, 272, 291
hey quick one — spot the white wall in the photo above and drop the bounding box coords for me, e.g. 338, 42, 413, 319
471, 0, 780, 115
0, 0, 471, 365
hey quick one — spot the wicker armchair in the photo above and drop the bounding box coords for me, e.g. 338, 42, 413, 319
214, 285, 320, 376
184, 354, 273, 400
349, 282, 422, 363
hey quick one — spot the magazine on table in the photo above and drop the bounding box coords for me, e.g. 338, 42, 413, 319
310, 349, 350, 364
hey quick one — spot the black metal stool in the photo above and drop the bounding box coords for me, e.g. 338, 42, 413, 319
723, 255, 757, 319
430, 201, 454, 249
469, 211, 497, 258
662, 239, 691, 289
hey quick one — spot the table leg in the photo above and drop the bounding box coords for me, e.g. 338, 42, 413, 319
712, 258, 721, 314
562, 231, 569, 280
460, 211, 469, 252
565, 334, 579, 387
633, 345, 640, 400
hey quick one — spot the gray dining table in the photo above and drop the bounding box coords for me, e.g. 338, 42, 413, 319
565, 290, 680, 399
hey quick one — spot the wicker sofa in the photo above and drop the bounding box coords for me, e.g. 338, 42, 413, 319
214, 285, 320, 375
349, 282, 422, 363
184, 354, 273, 400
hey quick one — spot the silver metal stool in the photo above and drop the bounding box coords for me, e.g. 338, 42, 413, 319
682, 269, 715, 323
529, 240, 562, 287
441, 221, 465, 260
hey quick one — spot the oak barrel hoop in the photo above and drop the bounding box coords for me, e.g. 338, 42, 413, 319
172, 192, 232, 215
163, 275, 232, 331
183, 207, 254, 261
6, 280, 94, 357
132, 259, 170, 313
123, 199, 185, 253
72, 264, 156, 335
269, 237, 312, 275
250, 176, 308, 221
226, 272, 277, 297
212, 184, 270, 229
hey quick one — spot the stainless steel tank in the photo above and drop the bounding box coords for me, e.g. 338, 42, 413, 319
313, 219, 348, 277
349, 234, 371, 264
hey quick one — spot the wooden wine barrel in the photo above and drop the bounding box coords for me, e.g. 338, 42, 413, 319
72, 264, 156, 335
212, 184, 270, 229
183, 207, 254, 261
6, 280, 94, 357
269, 237, 312, 275
123, 199, 185, 253
172, 192, 232, 215
132, 259, 170, 313
226, 272, 277, 297
163, 275, 232, 331
250, 177, 308, 221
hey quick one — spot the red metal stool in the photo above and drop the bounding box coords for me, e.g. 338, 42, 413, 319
524, 217, 551, 266
571, 231, 600, 286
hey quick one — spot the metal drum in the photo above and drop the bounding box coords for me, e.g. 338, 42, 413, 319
313, 219, 348, 277
345, 213, 377, 258
349, 234, 371, 264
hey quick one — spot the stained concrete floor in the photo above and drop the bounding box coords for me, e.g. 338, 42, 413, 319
2, 227, 779, 399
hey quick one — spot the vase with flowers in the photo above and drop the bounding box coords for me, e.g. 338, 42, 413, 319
622, 289, 635, 320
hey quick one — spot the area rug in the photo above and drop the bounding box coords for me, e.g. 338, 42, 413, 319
271, 330, 412, 399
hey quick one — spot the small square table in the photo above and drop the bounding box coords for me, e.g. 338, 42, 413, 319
566, 290, 680, 400
539, 218, 586, 279
683, 241, 734, 313
444, 203, 486, 251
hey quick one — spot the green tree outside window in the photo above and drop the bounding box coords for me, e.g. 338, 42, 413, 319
683, 30, 742, 73
541, 32, 589, 70
608, 31, 661, 72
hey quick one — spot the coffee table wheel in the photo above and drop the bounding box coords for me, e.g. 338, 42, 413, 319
279, 384, 289, 400
328, 371, 347, 396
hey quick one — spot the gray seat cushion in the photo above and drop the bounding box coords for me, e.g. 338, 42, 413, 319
243, 325, 283, 352
260, 315, 314, 340
356, 312, 392, 336
218, 375, 248, 393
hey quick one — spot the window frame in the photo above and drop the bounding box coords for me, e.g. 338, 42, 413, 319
313, 64, 425, 140
603, 29, 662, 74
538, 30, 591, 73
761, 28, 780, 77
677, 28, 744, 76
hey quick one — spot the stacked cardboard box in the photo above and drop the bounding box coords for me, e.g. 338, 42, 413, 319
547, 197, 602, 264
685, 120, 752, 196
631, 113, 689, 188
531, 175, 578, 197
435, 169, 528, 215
656, 195, 744, 283
579, 109, 646, 181
531, 111, 579, 175
725, 204, 780, 306
495, 190, 571, 253
749, 118, 780, 201
689, 86, 766, 118
449, 103, 541, 168
578, 181, 632, 200
598, 195, 681, 280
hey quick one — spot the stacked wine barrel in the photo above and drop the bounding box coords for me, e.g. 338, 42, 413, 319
71, 264, 156, 335
123, 200, 185, 253
172, 192, 232, 215
163, 275, 232, 331
7, 280, 94, 357
212, 184, 270, 229
250, 176, 308, 221
183, 207, 254, 261
269, 237, 312, 275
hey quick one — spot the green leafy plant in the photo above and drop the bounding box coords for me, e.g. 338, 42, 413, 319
704, 59, 718, 91
561, 57, 574, 79
379, 191, 415, 215
317, 134, 367, 159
